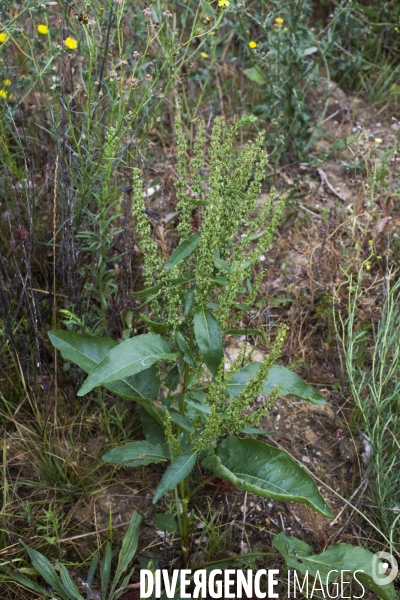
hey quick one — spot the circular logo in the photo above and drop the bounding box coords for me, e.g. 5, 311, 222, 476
372, 551, 398, 586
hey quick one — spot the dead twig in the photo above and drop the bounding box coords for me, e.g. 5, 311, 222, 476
317, 168, 347, 203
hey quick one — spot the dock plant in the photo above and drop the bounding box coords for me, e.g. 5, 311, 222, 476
42, 118, 395, 599
48, 117, 330, 559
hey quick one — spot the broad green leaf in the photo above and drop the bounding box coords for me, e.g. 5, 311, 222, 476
184, 285, 196, 315
141, 315, 167, 333
48, 331, 160, 402
140, 407, 168, 450
77, 334, 177, 396
273, 533, 396, 600
141, 400, 166, 428
228, 363, 325, 406
102, 441, 169, 466
165, 364, 180, 391
48, 330, 116, 374
132, 282, 164, 296
234, 303, 252, 311
20, 541, 68, 600
104, 366, 161, 403
194, 309, 224, 376
57, 564, 85, 600
202, 438, 332, 518
214, 257, 230, 271
164, 234, 200, 269
154, 514, 178, 533
184, 399, 213, 415
169, 409, 195, 433
153, 453, 197, 504
244, 66, 267, 85
174, 331, 196, 367
111, 511, 142, 595
185, 399, 231, 419
214, 276, 229, 285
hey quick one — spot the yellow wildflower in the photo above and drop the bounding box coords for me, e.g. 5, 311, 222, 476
365, 261, 371, 271
200, 52, 209, 58
0, 33, 8, 43
374, 138, 383, 145
0, 89, 8, 98
205, 16, 212, 22
275, 17, 284, 24
4, 79, 11, 86
65, 37, 78, 50
37, 24, 49, 35
218, 0, 230, 7
249, 41, 257, 49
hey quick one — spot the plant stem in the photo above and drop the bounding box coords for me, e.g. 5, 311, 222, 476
174, 485, 183, 541
178, 342, 194, 566
179, 477, 190, 567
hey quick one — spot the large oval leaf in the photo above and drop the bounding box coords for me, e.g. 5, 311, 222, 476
228, 363, 325, 406
194, 309, 223, 376
202, 437, 332, 518
102, 441, 169, 466
48, 330, 117, 373
48, 330, 160, 403
164, 234, 200, 269
140, 407, 168, 447
273, 533, 396, 600
77, 334, 177, 396
153, 453, 197, 504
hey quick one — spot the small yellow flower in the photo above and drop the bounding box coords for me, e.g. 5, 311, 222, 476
365, 260, 371, 271
4, 79, 11, 86
37, 24, 49, 35
0, 33, 8, 43
249, 41, 257, 49
205, 16, 212, 22
218, 0, 230, 7
275, 17, 284, 25
65, 37, 78, 50
200, 52, 209, 58
374, 138, 383, 145
0, 89, 8, 98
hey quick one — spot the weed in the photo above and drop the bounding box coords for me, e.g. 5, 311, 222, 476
334, 268, 400, 556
